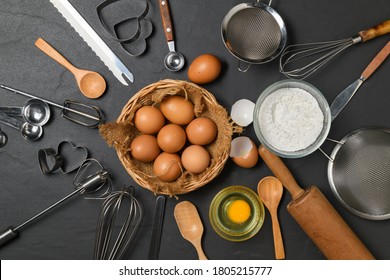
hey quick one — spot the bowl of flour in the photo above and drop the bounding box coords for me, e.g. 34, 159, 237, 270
254, 79, 331, 158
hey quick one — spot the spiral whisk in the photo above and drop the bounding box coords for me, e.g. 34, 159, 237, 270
93, 186, 143, 260
0, 158, 113, 247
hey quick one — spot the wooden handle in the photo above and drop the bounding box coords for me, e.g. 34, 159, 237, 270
361, 41, 390, 80
35, 38, 77, 74
258, 145, 305, 200
358, 20, 390, 42
270, 212, 285, 260
194, 241, 208, 260
158, 0, 174, 42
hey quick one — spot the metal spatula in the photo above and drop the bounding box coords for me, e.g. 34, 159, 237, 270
330, 41, 390, 121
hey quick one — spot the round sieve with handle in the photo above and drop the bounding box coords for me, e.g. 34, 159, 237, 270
327, 127, 390, 220
221, 0, 287, 72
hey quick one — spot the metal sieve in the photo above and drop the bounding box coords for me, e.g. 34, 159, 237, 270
221, 0, 287, 71
327, 127, 390, 220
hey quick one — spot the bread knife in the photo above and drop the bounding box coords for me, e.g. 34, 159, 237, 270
49, 0, 134, 85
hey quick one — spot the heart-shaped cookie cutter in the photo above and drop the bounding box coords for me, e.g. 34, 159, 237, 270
118, 18, 153, 57
38, 141, 89, 175
97, 0, 153, 56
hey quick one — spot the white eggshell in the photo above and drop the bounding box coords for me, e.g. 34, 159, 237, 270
230, 136, 254, 157
231, 99, 255, 127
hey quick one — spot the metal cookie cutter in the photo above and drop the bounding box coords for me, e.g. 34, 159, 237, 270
38, 141, 89, 175
119, 18, 153, 57
97, 0, 153, 56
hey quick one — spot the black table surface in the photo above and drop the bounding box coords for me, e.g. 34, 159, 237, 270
0, 0, 389, 260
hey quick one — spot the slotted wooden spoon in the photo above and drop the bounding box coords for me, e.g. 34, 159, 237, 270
174, 201, 207, 260
258, 176, 285, 259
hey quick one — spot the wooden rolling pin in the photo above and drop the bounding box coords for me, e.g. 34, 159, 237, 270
258, 145, 375, 260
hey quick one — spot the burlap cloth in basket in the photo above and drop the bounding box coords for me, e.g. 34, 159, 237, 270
100, 79, 241, 196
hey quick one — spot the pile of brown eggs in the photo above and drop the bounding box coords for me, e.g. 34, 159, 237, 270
130, 95, 218, 182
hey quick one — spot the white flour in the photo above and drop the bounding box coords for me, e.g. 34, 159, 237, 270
258, 87, 324, 152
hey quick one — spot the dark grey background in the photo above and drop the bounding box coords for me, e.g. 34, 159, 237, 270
0, 0, 389, 260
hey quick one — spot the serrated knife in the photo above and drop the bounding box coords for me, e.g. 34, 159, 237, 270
330, 41, 390, 121
49, 0, 133, 85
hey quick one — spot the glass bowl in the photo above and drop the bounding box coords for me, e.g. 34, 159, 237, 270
209, 185, 265, 242
253, 79, 331, 158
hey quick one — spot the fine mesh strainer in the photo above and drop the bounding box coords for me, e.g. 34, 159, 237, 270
221, 0, 287, 71
327, 127, 390, 220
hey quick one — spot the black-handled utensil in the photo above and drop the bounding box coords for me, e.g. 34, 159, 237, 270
148, 195, 166, 259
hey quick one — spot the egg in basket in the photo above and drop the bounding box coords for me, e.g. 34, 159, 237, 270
100, 79, 241, 196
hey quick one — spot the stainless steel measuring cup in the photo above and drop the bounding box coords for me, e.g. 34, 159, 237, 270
0, 110, 43, 141
0, 98, 50, 126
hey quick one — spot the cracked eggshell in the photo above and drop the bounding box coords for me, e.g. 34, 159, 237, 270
230, 99, 255, 127
230, 136, 259, 168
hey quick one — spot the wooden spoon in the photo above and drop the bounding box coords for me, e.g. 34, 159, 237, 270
257, 176, 285, 259
174, 201, 207, 260
35, 38, 106, 99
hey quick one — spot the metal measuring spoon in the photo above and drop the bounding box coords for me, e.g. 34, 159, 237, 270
0, 98, 50, 126
0, 111, 43, 141
0, 127, 7, 148
158, 0, 185, 71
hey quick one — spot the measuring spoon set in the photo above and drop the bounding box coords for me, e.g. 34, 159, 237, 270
0, 84, 105, 144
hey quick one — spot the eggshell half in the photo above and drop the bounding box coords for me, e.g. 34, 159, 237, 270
230, 137, 259, 168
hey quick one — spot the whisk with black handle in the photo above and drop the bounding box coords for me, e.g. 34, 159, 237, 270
0, 159, 113, 247
279, 20, 390, 79
93, 186, 143, 260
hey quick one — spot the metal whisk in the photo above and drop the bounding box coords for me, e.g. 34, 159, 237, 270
279, 20, 390, 79
93, 186, 143, 260
0, 159, 113, 247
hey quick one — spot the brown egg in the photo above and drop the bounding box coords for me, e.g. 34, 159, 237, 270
188, 54, 222, 84
130, 134, 160, 162
153, 152, 182, 182
186, 117, 218, 145
157, 124, 187, 153
134, 106, 165, 134
160, 95, 195, 125
232, 140, 259, 168
181, 145, 210, 174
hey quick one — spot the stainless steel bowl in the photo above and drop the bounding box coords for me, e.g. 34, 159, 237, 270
253, 79, 331, 158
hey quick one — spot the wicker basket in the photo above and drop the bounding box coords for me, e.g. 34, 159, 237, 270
100, 79, 241, 196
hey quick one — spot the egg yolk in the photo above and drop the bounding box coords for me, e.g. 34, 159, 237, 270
227, 199, 251, 224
